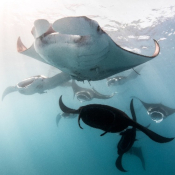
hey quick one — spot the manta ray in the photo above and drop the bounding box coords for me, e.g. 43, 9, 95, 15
71, 80, 116, 102
17, 16, 160, 81
2, 72, 71, 100
59, 95, 173, 143
116, 99, 138, 172
56, 113, 77, 126
106, 67, 142, 86
115, 99, 149, 172
59, 96, 173, 169
128, 147, 146, 171
132, 96, 175, 123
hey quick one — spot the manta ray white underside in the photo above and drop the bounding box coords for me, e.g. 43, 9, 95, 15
17, 16, 160, 81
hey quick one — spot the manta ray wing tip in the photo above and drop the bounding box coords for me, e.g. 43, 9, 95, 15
152, 39, 160, 57
17, 37, 27, 53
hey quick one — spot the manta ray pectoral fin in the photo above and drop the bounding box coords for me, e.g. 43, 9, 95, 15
114, 39, 160, 69
129, 147, 145, 170
17, 37, 49, 65
135, 124, 174, 143
115, 154, 127, 172
152, 39, 160, 57
59, 96, 79, 114
2, 86, 17, 101
92, 87, 116, 99
136, 123, 151, 131
134, 39, 160, 58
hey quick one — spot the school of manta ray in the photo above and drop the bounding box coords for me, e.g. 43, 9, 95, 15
3, 16, 175, 172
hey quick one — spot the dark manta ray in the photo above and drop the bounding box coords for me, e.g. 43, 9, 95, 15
59, 96, 173, 143
71, 80, 116, 102
133, 96, 175, 123
116, 98, 144, 172
2, 72, 71, 100
17, 16, 160, 81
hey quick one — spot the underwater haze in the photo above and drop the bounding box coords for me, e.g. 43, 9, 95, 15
0, 0, 175, 174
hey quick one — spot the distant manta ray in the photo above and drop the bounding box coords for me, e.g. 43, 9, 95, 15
128, 146, 146, 171
56, 113, 77, 126
17, 16, 160, 81
2, 72, 71, 100
132, 96, 175, 123
106, 66, 143, 86
71, 80, 116, 102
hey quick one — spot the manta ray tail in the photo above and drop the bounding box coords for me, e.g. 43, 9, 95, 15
59, 96, 79, 114
130, 99, 174, 143
115, 154, 127, 172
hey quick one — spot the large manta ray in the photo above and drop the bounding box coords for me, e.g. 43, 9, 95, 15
2, 72, 71, 100
59, 96, 173, 143
71, 80, 116, 102
17, 16, 160, 81
132, 96, 175, 123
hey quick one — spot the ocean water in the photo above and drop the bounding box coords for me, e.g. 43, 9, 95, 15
0, 0, 175, 174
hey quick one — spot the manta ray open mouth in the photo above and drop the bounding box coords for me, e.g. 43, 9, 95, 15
76, 91, 92, 102
148, 111, 164, 123
17, 77, 35, 88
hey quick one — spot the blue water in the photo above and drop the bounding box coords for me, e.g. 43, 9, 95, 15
0, 1, 175, 175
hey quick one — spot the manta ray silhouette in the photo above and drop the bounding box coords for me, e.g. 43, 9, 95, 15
115, 99, 138, 172
17, 16, 160, 81
59, 96, 173, 170
59, 95, 173, 143
132, 96, 175, 123
115, 98, 149, 172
